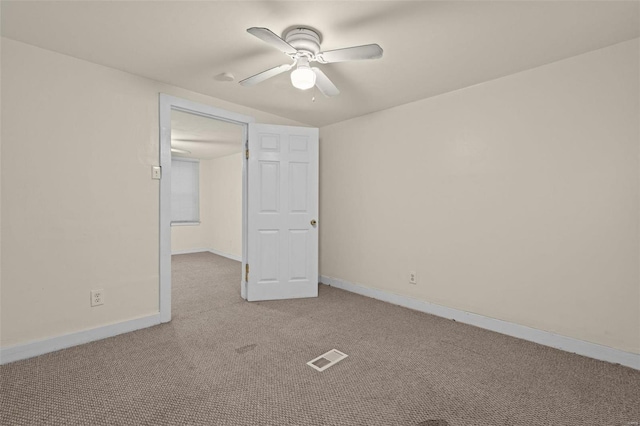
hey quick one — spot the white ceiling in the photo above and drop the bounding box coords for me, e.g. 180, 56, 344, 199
171, 110, 243, 160
2, 1, 638, 127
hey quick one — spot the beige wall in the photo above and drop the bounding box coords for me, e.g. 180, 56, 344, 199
207, 153, 243, 257
319, 39, 640, 354
0, 38, 302, 348
171, 152, 243, 258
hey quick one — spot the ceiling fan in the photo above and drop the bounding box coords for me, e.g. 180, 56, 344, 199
239, 27, 383, 97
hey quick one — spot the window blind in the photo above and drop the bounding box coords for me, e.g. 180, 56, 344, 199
171, 158, 200, 223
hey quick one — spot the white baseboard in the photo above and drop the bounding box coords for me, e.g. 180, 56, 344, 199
0, 313, 161, 365
171, 247, 241, 262
208, 248, 242, 262
319, 275, 640, 370
171, 248, 210, 255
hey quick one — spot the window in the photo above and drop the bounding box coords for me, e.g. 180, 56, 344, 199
171, 158, 199, 224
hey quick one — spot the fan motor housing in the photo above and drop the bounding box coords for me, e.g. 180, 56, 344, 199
284, 28, 321, 56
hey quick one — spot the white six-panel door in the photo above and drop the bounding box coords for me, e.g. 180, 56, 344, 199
246, 124, 319, 301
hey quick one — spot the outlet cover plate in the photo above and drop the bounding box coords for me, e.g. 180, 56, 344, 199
91, 289, 104, 307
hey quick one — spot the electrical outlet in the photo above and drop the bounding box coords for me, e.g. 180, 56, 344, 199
91, 289, 104, 307
409, 271, 417, 285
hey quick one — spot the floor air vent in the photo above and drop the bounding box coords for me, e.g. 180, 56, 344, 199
307, 349, 348, 372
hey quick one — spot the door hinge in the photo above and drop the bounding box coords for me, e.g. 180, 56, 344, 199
245, 148, 249, 159
245, 263, 249, 282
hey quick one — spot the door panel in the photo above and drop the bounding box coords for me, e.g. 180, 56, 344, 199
259, 162, 280, 212
289, 163, 308, 212
289, 230, 309, 280
247, 124, 319, 301
258, 230, 279, 283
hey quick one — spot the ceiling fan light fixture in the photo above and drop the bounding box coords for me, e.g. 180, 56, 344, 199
290, 58, 316, 90
241, 26, 382, 96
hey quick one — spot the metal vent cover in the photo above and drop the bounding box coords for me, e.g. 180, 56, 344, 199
307, 349, 348, 372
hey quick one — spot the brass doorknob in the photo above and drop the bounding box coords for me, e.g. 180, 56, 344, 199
310, 219, 317, 226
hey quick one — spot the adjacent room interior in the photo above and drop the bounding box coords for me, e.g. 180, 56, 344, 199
1, 1, 638, 425
169, 109, 244, 314
170, 110, 244, 260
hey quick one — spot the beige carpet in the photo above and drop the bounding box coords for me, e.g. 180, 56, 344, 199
1, 252, 638, 425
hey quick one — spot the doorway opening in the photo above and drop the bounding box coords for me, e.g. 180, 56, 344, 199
159, 94, 255, 323
170, 109, 243, 259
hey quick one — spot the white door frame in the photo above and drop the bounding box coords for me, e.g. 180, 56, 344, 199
159, 93, 255, 323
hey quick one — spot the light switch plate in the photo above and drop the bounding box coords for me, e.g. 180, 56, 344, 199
152, 166, 161, 180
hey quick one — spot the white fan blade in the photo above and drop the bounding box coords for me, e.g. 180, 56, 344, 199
247, 27, 297, 55
316, 44, 383, 63
239, 64, 293, 87
312, 68, 340, 97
